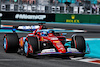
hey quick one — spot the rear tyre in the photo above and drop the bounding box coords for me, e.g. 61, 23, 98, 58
3, 33, 19, 53
71, 35, 86, 53
24, 37, 38, 57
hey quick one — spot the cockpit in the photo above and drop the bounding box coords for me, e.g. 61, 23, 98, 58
36, 29, 61, 36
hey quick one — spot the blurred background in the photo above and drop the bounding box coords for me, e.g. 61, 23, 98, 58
0, 0, 100, 14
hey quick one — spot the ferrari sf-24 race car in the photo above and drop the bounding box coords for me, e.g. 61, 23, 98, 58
3, 24, 90, 58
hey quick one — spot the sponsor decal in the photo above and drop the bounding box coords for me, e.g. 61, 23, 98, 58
28, 34, 34, 36
56, 45, 63, 48
51, 38, 58, 40
50, 49, 56, 52
31, 26, 35, 29
41, 49, 56, 53
41, 37, 44, 41
54, 41, 60, 43
20, 38, 24, 47
66, 15, 80, 23
0, 12, 55, 22
15, 14, 46, 20
23, 26, 26, 29
43, 39, 48, 41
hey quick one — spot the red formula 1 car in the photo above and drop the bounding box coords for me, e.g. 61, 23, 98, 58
3, 24, 90, 58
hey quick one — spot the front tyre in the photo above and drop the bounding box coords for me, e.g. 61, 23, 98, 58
24, 37, 39, 57
71, 35, 86, 57
3, 33, 19, 53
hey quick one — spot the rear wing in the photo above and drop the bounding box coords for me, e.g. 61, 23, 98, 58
1, 24, 86, 33
1, 25, 40, 31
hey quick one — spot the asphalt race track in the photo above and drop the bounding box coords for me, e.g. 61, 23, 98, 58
0, 22, 100, 67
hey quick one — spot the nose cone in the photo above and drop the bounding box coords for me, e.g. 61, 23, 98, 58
59, 49, 66, 53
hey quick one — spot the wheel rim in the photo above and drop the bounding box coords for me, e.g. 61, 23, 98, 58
4, 38, 7, 50
24, 41, 28, 54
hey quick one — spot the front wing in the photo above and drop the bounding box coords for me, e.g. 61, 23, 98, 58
37, 52, 88, 57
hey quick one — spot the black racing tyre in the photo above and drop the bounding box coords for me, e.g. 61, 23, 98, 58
71, 35, 86, 52
3, 33, 19, 53
24, 37, 38, 57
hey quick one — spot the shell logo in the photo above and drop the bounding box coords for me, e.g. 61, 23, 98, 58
41, 37, 44, 41
54, 41, 60, 43
20, 39, 24, 47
